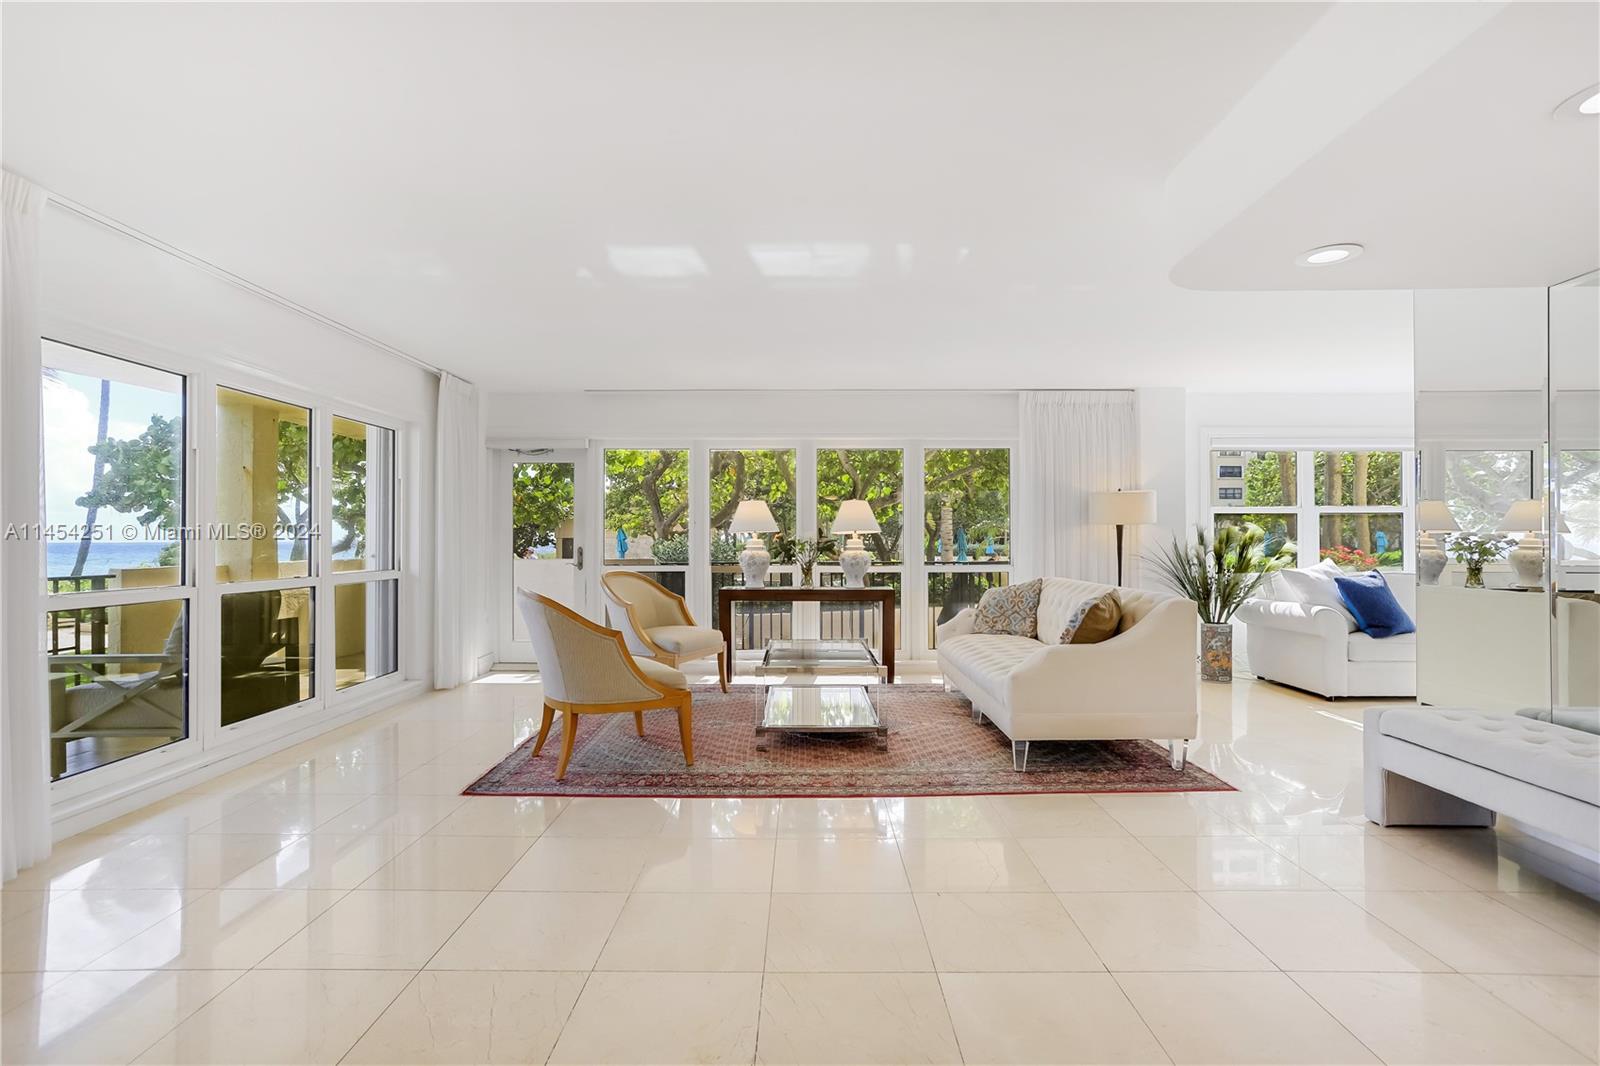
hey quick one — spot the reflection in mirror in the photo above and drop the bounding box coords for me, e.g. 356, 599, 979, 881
1550, 270, 1600, 718
1413, 289, 1550, 712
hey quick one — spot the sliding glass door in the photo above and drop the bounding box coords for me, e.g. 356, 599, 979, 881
500, 448, 591, 663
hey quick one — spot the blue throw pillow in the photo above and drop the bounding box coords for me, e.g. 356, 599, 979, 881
1333, 570, 1415, 638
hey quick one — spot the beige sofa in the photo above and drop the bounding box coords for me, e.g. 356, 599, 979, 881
936, 578, 1199, 770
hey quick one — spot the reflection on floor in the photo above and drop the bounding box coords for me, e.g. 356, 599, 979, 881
3, 675, 1597, 1065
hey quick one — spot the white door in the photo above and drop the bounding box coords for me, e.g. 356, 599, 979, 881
499, 448, 592, 664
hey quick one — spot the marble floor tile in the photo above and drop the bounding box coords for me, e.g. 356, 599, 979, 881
426, 796, 568, 837
886, 796, 1011, 839
765, 893, 932, 972
427, 891, 625, 970
940, 972, 1167, 1064
496, 836, 653, 892
1344, 890, 1600, 975
259, 889, 484, 969
1115, 971, 1378, 1064
775, 798, 896, 839
595, 892, 768, 972
1141, 834, 1326, 891
0, 969, 242, 1066
914, 892, 1102, 972
392, 763, 490, 797
8, 834, 294, 892
990, 794, 1127, 838
757, 973, 960, 1065
84, 889, 344, 971
1260, 835, 1476, 891
550, 971, 761, 1065
656, 798, 781, 839
0, 971, 69, 1014
223, 834, 410, 890
1059, 891, 1273, 972
358, 834, 532, 891
188, 792, 364, 835
342, 970, 586, 1064
1201, 891, 1447, 972
1466, 974, 1599, 1061
1293, 971, 1592, 1065
132, 968, 413, 1064
1484, 888, 1600, 948
543, 798, 675, 838
1, 889, 197, 973
1093, 792, 1254, 836
632, 838, 776, 893
311, 795, 465, 837
771, 837, 909, 893
1018, 836, 1189, 892
894, 838, 1048, 893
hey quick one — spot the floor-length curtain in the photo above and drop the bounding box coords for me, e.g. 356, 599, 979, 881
1015, 390, 1139, 584
2, 172, 52, 880
433, 372, 487, 688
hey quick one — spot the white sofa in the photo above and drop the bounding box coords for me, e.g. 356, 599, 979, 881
936, 578, 1199, 771
1235, 576, 1416, 699
1365, 705, 1600, 856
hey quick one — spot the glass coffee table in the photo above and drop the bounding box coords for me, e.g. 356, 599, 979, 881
756, 685, 887, 751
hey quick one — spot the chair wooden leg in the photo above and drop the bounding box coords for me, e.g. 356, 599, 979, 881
532, 704, 555, 756
676, 697, 695, 767
556, 709, 579, 780
717, 652, 728, 693
633, 711, 645, 736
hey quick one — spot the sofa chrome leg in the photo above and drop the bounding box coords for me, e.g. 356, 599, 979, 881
1169, 740, 1187, 771
971, 706, 985, 724
1012, 740, 1029, 772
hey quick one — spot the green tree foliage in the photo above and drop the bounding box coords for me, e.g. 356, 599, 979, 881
923, 449, 1010, 561
512, 462, 575, 557
77, 414, 183, 532
330, 427, 373, 557
604, 449, 689, 543
710, 450, 796, 560
816, 448, 903, 561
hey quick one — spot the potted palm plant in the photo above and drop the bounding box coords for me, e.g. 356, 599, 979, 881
1148, 523, 1297, 682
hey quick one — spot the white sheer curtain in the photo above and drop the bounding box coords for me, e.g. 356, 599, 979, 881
1015, 390, 1139, 585
2, 171, 52, 880
433, 372, 488, 688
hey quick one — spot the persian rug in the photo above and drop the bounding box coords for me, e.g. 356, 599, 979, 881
463, 685, 1234, 798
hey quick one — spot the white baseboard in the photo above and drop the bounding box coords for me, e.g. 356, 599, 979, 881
50, 679, 426, 840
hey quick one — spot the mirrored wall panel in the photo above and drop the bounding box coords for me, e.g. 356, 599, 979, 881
1550, 271, 1599, 714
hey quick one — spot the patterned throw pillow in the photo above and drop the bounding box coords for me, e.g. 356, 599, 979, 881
1060, 591, 1121, 644
972, 579, 1044, 638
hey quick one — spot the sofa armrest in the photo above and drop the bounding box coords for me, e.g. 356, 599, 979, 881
936, 607, 978, 645
1235, 598, 1349, 640
1006, 598, 1198, 717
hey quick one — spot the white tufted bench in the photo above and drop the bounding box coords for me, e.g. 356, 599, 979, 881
1364, 705, 1600, 852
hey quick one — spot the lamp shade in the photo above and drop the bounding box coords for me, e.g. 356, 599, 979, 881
831, 499, 881, 536
1416, 500, 1460, 532
728, 500, 779, 535
1500, 498, 1546, 533
1088, 489, 1157, 526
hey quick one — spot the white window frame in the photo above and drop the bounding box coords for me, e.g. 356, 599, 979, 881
41, 326, 411, 809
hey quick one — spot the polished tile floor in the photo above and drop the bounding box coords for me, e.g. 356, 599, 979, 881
3, 673, 1597, 1064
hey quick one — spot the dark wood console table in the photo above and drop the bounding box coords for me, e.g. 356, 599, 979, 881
717, 586, 896, 683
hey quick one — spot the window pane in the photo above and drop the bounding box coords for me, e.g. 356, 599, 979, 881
336, 579, 397, 690
1558, 450, 1600, 561
1315, 451, 1402, 506
220, 587, 313, 726
43, 342, 184, 591
817, 448, 904, 562
512, 462, 576, 560
1214, 513, 1298, 558
1443, 450, 1533, 532
46, 601, 187, 781
216, 387, 313, 582
928, 571, 1008, 648
331, 417, 395, 572
1213, 450, 1297, 507
1319, 513, 1404, 570
924, 449, 1010, 563
605, 449, 688, 565
710, 448, 796, 561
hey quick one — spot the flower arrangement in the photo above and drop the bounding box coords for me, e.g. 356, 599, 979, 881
772, 536, 825, 585
1319, 545, 1380, 570
1446, 532, 1515, 589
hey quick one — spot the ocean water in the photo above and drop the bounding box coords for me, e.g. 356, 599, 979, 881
46, 541, 299, 578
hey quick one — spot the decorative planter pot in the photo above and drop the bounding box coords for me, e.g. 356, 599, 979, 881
1201, 622, 1233, 682
1417, 545, 1447, 586
739, 542, 771, 586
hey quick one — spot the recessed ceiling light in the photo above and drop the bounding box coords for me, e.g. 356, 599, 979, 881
1296, 243, 1363, 266
1554, 84, 1600, 118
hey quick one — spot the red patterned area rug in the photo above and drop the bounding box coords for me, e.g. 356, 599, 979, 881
464, 685, 1233, 798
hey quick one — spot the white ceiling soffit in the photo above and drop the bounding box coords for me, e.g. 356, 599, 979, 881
1170, 2, 1600, 290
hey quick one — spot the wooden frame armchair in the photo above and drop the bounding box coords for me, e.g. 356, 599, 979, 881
515, 588, 694, 780
600, 570, 728, 691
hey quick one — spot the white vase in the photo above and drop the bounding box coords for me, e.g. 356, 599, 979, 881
1417, 544, 1447, 585
740, 540, 771, 586
1507, 536, 1545, 587
839, 538, 871, 588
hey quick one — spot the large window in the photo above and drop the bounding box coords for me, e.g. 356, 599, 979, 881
1443, 449, 1535, 533
817, 448, 904, 562
924, 448, 1011, 647
605, 448, 689, 596
42, 342, 189, 781
710, 448, 796, 649
1211, 447, 1409, 570
332, 417, 400, 692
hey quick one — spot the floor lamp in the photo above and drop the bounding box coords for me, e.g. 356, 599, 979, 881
1089, 489, 1157, 587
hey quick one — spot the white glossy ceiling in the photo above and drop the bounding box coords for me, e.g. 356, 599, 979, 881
2, 3, 1590, 391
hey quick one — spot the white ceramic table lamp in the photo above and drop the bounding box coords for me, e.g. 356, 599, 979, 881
1089, 489, 1157, 587
831, 499, 881, 588
1416, 500, 1460, 585
730, 500, 780, 586
1501, 499, 1568, 588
